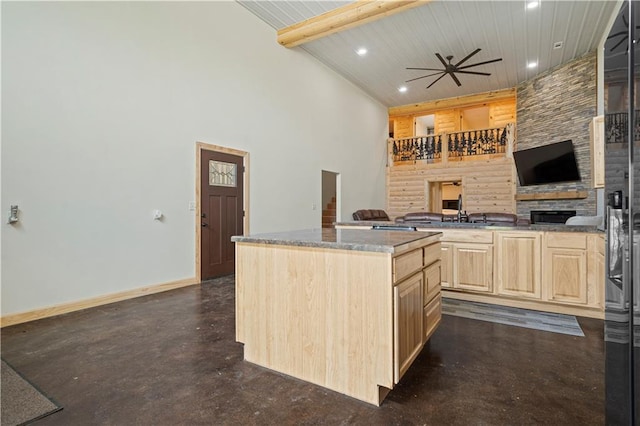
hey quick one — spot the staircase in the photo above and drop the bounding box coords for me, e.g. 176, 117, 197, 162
322, 197, 336, 228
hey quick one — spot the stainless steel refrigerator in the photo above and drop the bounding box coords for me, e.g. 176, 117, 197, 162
604, 1, 640, 424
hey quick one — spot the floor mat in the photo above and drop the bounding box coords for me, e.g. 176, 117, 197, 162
1, 359, 62, 425
442, 298, 585, 336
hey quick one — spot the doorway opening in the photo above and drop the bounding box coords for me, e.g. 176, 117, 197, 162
322, 170, 340, 228
196, 142, 249, 282
425, 179, 462, 213
414, 114, 435, 136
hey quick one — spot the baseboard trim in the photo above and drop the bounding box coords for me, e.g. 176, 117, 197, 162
442, 290, 604, 320
1, 277, 199, 328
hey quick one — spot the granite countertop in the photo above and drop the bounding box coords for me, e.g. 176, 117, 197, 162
231, 228, 442, 253
334, 220, 604, 234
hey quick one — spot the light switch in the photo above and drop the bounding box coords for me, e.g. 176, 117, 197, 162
153, 210, 163, 220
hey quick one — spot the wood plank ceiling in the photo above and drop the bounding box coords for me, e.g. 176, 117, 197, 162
238, 0, 620, 108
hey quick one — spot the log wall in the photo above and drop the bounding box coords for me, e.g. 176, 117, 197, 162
386, 157, 517, 221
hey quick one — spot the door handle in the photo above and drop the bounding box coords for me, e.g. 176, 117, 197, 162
202, 222, 208, 227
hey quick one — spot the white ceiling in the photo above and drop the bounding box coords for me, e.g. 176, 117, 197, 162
238, 0, 621, 108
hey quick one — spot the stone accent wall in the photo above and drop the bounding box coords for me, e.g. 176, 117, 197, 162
516, 52, 597, 219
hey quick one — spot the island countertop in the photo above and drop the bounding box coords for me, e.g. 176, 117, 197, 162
231, 228, 442, 254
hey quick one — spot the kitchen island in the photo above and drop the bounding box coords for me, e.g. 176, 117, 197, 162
232, 228, 442, 406
336, 221, 605, 319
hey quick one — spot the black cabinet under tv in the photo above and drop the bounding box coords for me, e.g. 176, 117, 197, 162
530, 210, 576, 224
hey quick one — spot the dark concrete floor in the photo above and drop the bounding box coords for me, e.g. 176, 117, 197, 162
2, 275, 604, 425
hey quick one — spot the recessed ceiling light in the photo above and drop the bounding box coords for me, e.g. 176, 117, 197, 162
527, 61, 538, 69
398, 86, 408, 93
356, 47, 368, 56
526, 1, 539, 10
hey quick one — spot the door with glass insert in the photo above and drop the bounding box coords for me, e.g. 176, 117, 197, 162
201, 150, 244, 279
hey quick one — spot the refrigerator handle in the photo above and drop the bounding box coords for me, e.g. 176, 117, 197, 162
606, 205, 624, 290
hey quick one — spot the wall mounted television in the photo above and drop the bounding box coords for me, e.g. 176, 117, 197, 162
513, 140, 581, 186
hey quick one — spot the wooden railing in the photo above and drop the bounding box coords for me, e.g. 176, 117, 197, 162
389, 123, 515, 166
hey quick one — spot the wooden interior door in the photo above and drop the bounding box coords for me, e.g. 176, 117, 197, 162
201, 150, 244, 280
427, 181, 442, 212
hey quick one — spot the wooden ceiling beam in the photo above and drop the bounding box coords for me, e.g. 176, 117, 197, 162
277, 0, 430, 48
388, 88, 517, 117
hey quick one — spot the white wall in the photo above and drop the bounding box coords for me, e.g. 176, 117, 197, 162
1, 2, 388, 316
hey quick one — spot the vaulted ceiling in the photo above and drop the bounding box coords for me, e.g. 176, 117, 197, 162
238, 0, 620, 108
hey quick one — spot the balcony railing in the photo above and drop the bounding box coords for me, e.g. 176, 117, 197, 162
389, 123, 515, 165
391, 135, 442, 162
605, 111, 640, 144
448, 128, 508, 158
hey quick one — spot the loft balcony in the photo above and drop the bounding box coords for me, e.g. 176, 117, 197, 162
388, 123, 515, 166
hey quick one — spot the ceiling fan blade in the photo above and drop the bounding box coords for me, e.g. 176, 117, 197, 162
427, 73, 448, 89
607, 31, 627, 39
456, 70, 491, 76
454, 48, 481, 67
435, 53, 448, 67
406, 67, 445, 71
449, 72, 462, 87
406, 72, 445, 83
457, 58, 503, 70
610, 37, 627, 52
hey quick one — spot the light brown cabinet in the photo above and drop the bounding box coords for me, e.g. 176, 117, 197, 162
409, 226, 604, 319
394, 271, 424, 382
392, 241, 442, 384
543, 233, 588, 305
453, 243, 493, 293
235, 230, 442, 406
424, 294, 442, 340
424, 260, 441, 303
590, 115, 604, 189
423, 260, 442, 341
440, 243, 453, 288
495, 231, 542, 299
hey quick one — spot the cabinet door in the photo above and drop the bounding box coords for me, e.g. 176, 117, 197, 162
424, 294, 442, 341
590, 115, 604, 189
544, 248, 587, 304
424, 260, 441, 304
440, 243, 453, 288
453, 243, 493, 293
394, 272, 424, 383
495, 232, 541, 299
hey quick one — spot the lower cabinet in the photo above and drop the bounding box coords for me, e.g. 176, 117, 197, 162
416, 227, 604, 318
393, 246, 443, 383
423, 261, 442, 341
543, 233, 588, 305
393, 271, 424, 383
453, 243, 493, 292
440, 243, 453, 288
424, 294, 441, 340
544, 248, 587, 304
495, 232, 542, 299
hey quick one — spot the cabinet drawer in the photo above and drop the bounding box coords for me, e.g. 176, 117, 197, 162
423, 242, 441, 267
441, 229, 493, 244
393, 249, 423, 283
424, 260, 441, 305
546, 233, 587, 249
424, 294, 442, 341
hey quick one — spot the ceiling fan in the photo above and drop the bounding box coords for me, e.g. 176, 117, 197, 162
406, 48, 502, 89
606, 12, 640, 53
